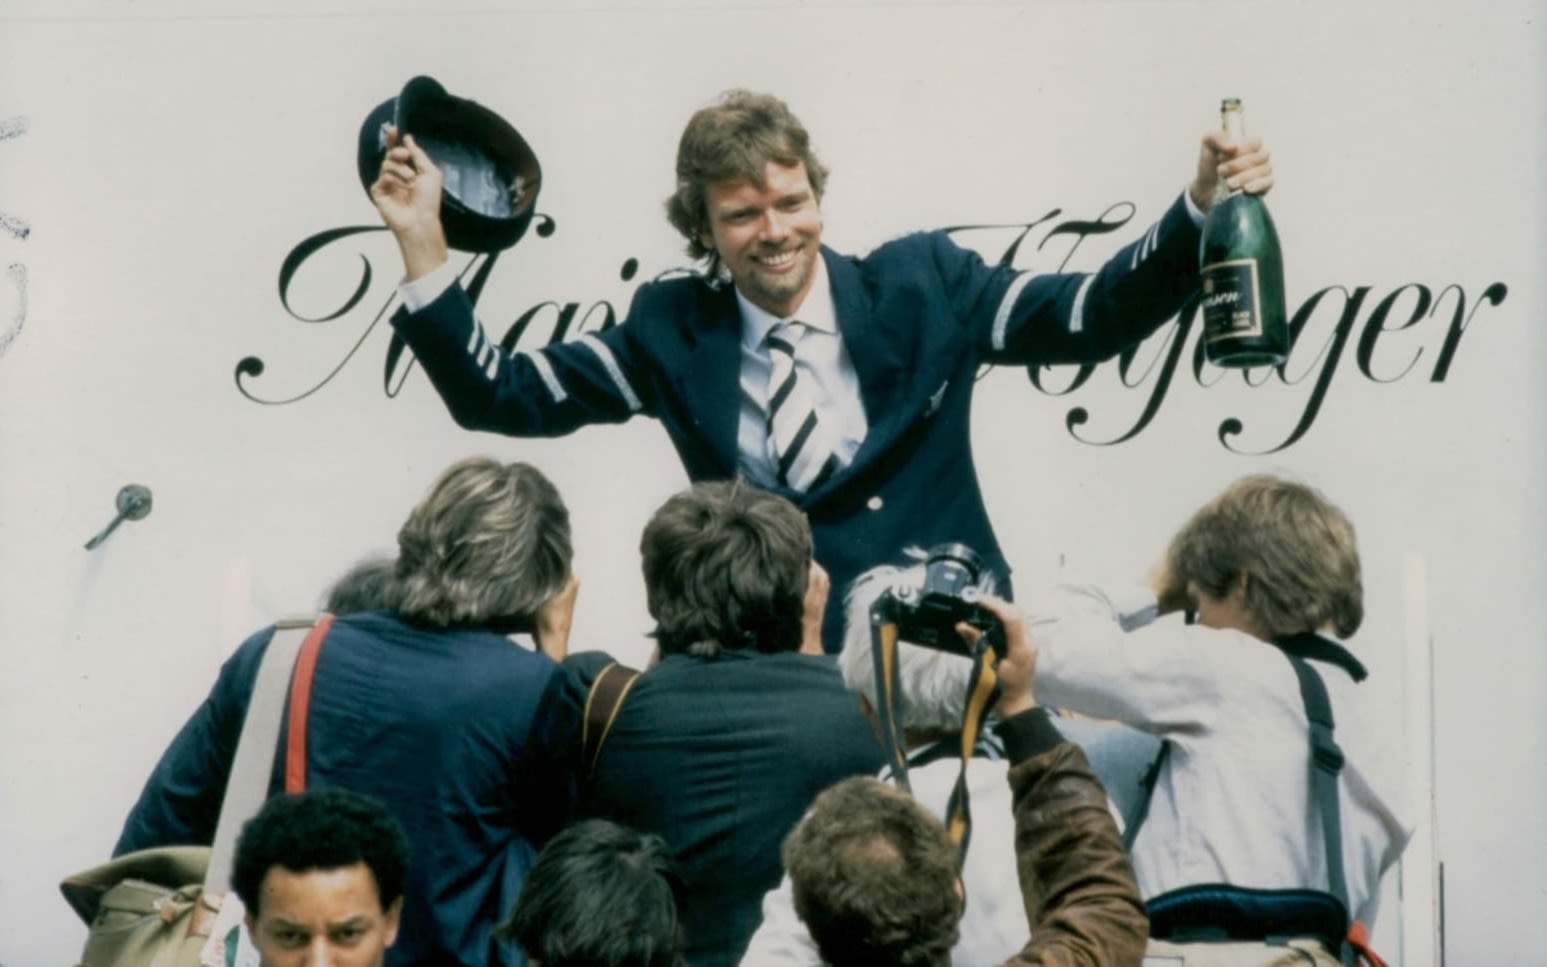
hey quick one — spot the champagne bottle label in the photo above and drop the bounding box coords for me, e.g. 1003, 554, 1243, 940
1200, 258, 1264, 341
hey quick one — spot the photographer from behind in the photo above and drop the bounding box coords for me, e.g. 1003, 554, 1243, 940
573, 480, 883, 967
776, 582, 1148, 966
1025, 473, 1410, 960
746, 552, 1149, 965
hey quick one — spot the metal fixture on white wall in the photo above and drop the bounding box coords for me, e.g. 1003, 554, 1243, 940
83, 484, 153, 551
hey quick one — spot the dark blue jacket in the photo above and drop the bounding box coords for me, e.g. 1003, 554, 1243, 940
115, 611, 578, 967
392, 200, 1201, 647
571, 650, 885, 967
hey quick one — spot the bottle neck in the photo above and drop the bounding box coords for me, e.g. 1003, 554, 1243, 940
1218, 107, 1247, 203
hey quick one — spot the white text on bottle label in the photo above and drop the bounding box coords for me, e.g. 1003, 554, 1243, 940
1200, 258, 1264, 342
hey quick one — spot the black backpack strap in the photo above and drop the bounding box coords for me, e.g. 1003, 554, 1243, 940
1286, 654, 1356, 966
1122, 739, 1171, 852
581, 662, 641, 776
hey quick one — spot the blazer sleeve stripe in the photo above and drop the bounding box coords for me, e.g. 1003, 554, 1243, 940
577, 333, 643, 412
1130, 221, 1161, 270
525, 348, 568, 404
1068, 274, 1096, 336
992, 271, 1038, 353
465, 317, 500, 380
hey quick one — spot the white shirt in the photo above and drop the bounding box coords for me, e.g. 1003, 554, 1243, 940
733, 257, 867, 488
740, 754, 1024, 967
1026, 581, 1411, 927
399, 260, 460, 314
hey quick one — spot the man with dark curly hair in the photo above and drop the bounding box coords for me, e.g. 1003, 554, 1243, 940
233, 788, 410, 967
496, 819, 686, 967
371, 89, 1276, 651
576, 480, 883, 966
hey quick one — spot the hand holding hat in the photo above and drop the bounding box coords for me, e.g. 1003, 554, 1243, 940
371, 127, 449, 281
359, 76, 543, 257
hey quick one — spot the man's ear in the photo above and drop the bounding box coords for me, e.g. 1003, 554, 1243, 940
383, 896, 404, 947
1230, 572, 1250, 602
798, 561, 831, 656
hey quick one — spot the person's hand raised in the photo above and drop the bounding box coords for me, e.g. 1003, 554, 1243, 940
369, 125, 449, 280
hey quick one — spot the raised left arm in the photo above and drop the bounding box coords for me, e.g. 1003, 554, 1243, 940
940, 130, 1275, 366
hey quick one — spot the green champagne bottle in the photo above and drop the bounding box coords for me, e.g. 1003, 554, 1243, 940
1199, 98, 1287, 368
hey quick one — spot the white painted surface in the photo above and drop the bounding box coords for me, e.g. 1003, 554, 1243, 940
1, 0, 1542, 961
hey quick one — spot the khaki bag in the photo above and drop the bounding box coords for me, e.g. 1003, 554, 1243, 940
61, 848, 216, 967
60, 615, 333, 966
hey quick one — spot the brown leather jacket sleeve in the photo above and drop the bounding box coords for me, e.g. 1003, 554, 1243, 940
1000, 737, 1148, 966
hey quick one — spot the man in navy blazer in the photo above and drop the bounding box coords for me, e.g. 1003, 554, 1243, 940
570, 480, 885, 966
371, 90, 1275, 649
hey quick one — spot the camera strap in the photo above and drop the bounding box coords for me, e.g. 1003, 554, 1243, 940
943, 638, 1000, 867
868, 603, 1001, 871
869, 614, 912, 790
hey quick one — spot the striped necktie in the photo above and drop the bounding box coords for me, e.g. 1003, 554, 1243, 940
765, 320, 840, 491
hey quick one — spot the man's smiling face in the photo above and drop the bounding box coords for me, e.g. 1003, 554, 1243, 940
701, 160, 822, 318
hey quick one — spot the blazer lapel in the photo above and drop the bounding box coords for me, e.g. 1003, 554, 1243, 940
824, 247, 910, 485
675, 281, 743, 476
825, 247, 895, 424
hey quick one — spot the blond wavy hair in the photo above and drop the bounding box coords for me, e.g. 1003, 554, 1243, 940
1167, 474, 1363, 639
394, 458, 571, 628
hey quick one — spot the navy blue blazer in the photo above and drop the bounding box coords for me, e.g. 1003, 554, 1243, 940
568, 649, 885, 967
115, 612, 577, 967
393, 196, 1201, 647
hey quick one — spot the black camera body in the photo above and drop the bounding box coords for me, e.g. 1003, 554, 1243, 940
874, 543, 1004, 659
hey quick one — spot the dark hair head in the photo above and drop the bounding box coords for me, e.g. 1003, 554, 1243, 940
394, 457, 572, 628
323, 555, 399, 615
1167, 473, 1363, 639
231, 788, 410, 917
664, 89, 829, 273
640, 480, 812, 658
783, 777, 961, 967
495, 819, 686, 967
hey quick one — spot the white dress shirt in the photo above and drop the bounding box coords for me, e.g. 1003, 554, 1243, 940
733, 257, 868, 488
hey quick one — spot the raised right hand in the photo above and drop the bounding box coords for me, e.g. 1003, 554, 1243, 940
956, 594, 1039, 717
369, 125, 449, 280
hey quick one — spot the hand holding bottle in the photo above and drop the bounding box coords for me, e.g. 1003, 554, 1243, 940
1197, 99, 1287, 368
1189, 130, 1275, 214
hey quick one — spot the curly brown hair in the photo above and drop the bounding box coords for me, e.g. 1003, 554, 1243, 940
664, 90, 829, 273
783, 777, 962, 967
640, 480, 811, 658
